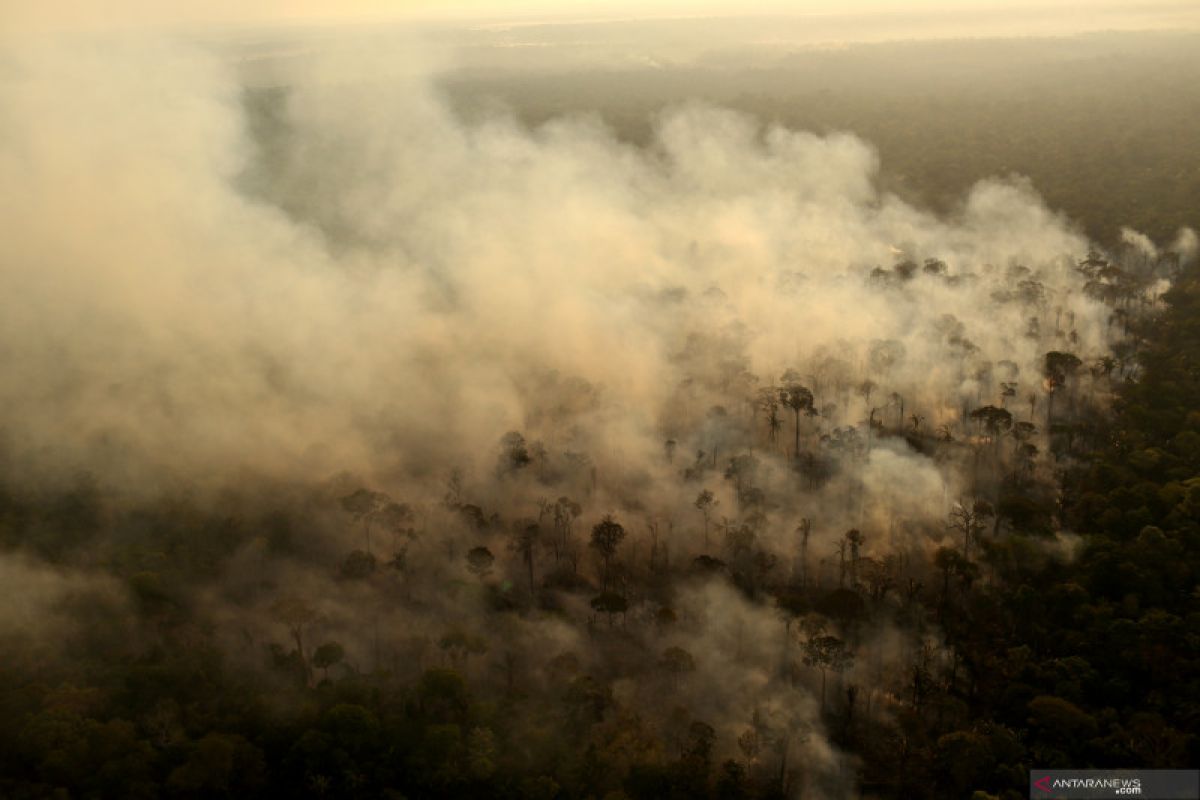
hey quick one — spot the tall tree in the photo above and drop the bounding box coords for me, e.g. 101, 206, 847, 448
844, 529, 865, 587
948, 499, 993, 560
779, 372, 815, 462
340, 488, 389, 555
510, 519, 540, 598
1043, 351, 1082, 427
803, 634, 853, 712
695, 490, 718, 549
796, 518, 812, 588
589, 515, 626, 589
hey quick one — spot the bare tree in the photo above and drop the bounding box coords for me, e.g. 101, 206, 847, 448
695, 489, 718, 549
844, 529, 865, 587
552, 497, 582, 565
803, 634, 853, 712
509, 519, 540, 597
948, 499, 993, 560
271, 595, 319, 688
796, 518, 812, 588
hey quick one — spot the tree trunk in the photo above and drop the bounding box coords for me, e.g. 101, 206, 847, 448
794, 410, 801, 462
778, 734, 790, 795
292, 626, 313, 687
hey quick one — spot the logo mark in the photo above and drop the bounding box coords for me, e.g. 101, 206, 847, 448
1034, 775, 1052, 793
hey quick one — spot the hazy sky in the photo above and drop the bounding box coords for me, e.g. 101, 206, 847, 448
4, 0, 1198, 34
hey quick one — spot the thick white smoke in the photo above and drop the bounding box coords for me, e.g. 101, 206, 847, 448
1, 36, 1106, 495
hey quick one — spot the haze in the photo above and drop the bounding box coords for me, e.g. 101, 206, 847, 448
6, 0, 1200, 35
0, 3, 1197, 800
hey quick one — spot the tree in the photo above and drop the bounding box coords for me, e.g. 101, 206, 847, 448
590, 591, 628, 626
969, 405, 1013, 444
1027, 695, 1098, 745
590, 515, 626, 589
377, 501, 415, 556
1092, 355, 1117, 382
271, 595, 319, 687
949, 499, 993, 560
724, 454, 758, 505
868, 339, 906, 375
416, 667, 470, 724
659, 646, 697, 675
802, 634, 853, 712
498, 431, 533, 475
844, 529, 865, 587
166, 733, 266, 798
1043, 351, 1082, 426
933, 546, 974, 612
340, 488, 389, 555
858, 379, 877, 408
860, 556, 895, 602
757, 387, 782, 447
553, 497, 582, 566
779, 375, 815, 462
685, 720, 717, 769
467, 727, 498, 780
724, 522, 756, 559
1000, 380, 1018, 407
736, 728, 760, 767
935, 731, 996, 798
519, 776, 561, 800
717, 760, 748, 800
439, 629, 488, 668
834, 537, 849, 588
466, 546, 495, 579
695, 490, 718, 548
312, 642, 345, 682
340, 549, 377, 580
510, 519, 540, 597
796, 518, 812, 588
889, 391, 906, 429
